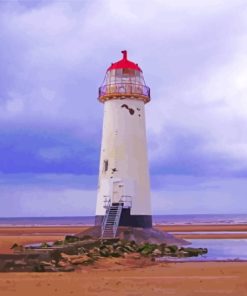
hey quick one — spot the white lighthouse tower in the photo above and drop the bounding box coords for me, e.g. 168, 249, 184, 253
95, 51, 152, 237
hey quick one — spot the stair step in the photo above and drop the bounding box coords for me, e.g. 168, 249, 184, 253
101, 204, 123, 239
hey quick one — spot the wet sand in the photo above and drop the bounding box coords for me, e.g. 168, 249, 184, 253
1, 224, 247, 254
1, 225, 247, 253
0, 225, 247, 296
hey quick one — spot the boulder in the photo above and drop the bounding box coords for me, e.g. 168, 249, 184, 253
139, 243, 157, 256
57, 260, 68, 267
183, 247, 204, 257
40, 261, 54, 267
40, 242, 51, 248
80, 235, 93, 241
168, 245, 178, 253
59, 265, 75, 272
64, 235, 80, 243
53, 240, 64, 246
70, 255, 93, 265
124, 252, 141, 259
43, 266, 58, 272
13, 260, 27, 266
152, 249, 162, 256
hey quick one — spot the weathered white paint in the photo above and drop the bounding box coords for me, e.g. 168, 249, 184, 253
96, 97, 151, 216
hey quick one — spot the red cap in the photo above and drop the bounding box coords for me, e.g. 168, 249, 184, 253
107, 50, 142, 72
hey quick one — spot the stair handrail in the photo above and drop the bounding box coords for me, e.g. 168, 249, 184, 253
103, 195, 111, 208
101, 198, 111, 237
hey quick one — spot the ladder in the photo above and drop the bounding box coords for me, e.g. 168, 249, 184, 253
101, 203, 123, 239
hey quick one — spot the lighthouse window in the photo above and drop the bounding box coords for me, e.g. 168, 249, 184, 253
115, 69, 122, 77
123, 68, 135, 76
104, 160, 108, 172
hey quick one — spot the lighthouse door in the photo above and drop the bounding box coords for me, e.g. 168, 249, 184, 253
111, 180, 124, 204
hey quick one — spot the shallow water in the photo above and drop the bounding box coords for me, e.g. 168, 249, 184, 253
171, 231, 247, 235
160, 239, 247, 262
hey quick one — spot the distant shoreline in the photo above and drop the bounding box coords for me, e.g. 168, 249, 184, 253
0, 214, 246, 227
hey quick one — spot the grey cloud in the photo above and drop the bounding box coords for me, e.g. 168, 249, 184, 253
0, 0, 247, 216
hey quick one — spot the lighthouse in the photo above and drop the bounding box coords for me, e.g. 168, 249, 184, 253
95, 51, 152, 237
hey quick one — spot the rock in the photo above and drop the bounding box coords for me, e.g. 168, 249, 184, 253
14, 260, 27, 266
152, 249, 162, 256
106, 245, 114, 253
123, 245, 136, 253
43, 266, 58, 272
12, 245, 24, 252
10, 243, 18, 249
60, 266, 75, 272
80, 235, 92, 241
50, 250, 62, 264
53, 240, 64, 246
138, 243, 157, 256
64, 235, 80, 243
70, 255, 93, 265
178, 251, 190, 257
168, 245, 178, 253
99, 249, 110, 257
60, 253, 71, 260
115, 246, 125, 254
78, 247, 86, 254
111, 252, 122, 258
57, 260, 68, 267
40, 242, 51, 248
125, 252, 141, 259
33, 264, 45, 272
87, 247, 101, 258
164, 247, 171, 254
40, 261, 54, 267
183, 247, 204, 257
60, 253, 86, 262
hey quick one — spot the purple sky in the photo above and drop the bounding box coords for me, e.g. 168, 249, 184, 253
1, 0, 247, 217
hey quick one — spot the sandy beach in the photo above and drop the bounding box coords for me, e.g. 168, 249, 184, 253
0, 225, 247, 296
0, 261, 246, 296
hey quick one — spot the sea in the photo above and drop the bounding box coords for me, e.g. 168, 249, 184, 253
0, 214, 246, 226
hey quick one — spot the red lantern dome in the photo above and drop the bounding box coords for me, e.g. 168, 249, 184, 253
107, 50, 142, 72
98, 51, 150, 103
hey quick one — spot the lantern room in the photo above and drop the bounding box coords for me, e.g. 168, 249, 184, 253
98, 50, 150, 103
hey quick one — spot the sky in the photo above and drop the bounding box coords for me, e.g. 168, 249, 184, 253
0, 0, 247, 217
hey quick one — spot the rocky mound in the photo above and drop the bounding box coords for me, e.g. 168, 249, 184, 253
1, 238, 207, 272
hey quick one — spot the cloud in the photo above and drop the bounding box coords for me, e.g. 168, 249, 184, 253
0, 0, 247, 215
1, 173, 246, 216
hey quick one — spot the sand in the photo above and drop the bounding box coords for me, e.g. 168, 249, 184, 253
0, 225, 247, 296
0, 262, 246, 296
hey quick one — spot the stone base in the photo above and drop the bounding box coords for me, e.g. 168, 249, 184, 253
77, 226, 189, 246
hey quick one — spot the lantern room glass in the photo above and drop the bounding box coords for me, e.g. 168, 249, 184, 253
99, 68, 150, 102
105, 69, 144, 85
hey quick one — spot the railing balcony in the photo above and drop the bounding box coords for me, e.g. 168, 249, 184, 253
103, 195, 132, 209
119, 195, 132, 208
98, 83, 150, 103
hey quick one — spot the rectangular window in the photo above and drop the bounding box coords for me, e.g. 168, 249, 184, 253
104, 160, 108, 172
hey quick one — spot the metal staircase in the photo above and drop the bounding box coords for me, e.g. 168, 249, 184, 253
101, 202, 123, 239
